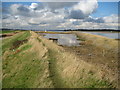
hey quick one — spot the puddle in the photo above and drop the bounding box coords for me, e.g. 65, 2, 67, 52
39, 33, 80, 46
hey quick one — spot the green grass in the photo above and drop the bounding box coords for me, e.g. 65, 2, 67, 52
0, 30, 16, 34
3, 52, 43, 88
18, 44, 32, 52
3, 48, 52, 88
2, 31, 31, 54
2, 32, 53, 88
2, 31, 33, 88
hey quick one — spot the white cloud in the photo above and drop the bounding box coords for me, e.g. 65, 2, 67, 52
103, 14, 118, 23
29, 3, 44, 10
10, 4, 31, 17
73, 0, 98, 14
28, 9, 65, 25
2, 1, 119, 30
30, 3, 39, 9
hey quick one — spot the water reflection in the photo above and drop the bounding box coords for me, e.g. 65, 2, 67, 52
43, 34, 80, 46
81, 32, 119, 39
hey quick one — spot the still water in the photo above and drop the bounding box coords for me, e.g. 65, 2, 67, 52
38, 31, 119, 46
81, 32, 119, 39
43, 34, 80, 46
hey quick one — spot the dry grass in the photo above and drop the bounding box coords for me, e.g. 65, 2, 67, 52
2, 31, 118, 88
73, 31, 118, 52
37, 31, 115, 88
35, 31, 71, 34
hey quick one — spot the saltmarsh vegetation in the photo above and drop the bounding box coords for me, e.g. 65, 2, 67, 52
2, 31, 115, 88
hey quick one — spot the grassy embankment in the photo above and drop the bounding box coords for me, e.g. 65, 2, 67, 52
2, 31, 116, 88
2, 31, 54, 88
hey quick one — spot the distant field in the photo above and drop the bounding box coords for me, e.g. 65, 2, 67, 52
0, 30, 23, 34
0, 30, 16, 34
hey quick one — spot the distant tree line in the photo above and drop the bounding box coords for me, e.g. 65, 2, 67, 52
2, 28, 120, 32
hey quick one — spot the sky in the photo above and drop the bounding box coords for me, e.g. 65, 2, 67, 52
2, 1, 119, 30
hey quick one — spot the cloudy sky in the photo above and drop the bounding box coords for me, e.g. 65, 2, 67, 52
2, 0, 119, 30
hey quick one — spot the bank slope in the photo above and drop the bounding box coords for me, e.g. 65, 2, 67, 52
2, 31, 117, 88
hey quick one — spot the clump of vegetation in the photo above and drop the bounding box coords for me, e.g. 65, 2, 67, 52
76, 35, 85, 41
2, 31, 30, 53
37, 37, 41, 42
10, 39, 28, 50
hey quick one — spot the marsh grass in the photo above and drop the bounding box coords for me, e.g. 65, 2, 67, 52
2, 31, 30, 53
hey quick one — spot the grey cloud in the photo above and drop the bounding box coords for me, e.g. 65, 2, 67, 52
17, 5, 30, 12
84, 17, 105, 23
44, 2, 78, 10
28, 22, 40, 25
2, 14, 11, 19
69, 10, 87, 19
2, 8, 10, 14
10, 4, 31, 17
28, 21, 47, 25
72, 20, 82, 25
